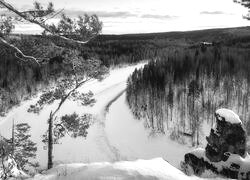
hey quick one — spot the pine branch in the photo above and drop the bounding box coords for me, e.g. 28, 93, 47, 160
0, 1, 91, 44
0, 1, 101, 64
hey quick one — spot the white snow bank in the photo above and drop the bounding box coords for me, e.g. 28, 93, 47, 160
30, 158, 224, 180
215, 108, 241, 124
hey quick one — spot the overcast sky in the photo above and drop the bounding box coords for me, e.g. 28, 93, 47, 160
6, 0, 250, 34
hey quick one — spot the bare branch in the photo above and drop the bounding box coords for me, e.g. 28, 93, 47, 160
51, 77, 91, 117
0, 36, 41, 64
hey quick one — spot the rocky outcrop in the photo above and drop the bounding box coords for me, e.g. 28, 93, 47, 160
181, 108, 250, 180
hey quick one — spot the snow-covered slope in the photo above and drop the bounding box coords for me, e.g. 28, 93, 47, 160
31, 158, 226, 180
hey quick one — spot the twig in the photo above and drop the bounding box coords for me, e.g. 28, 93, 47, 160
44, 8, 64, 22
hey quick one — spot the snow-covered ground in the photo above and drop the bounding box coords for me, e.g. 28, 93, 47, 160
31, 158, 227, 180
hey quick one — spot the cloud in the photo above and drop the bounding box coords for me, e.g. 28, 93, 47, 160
200, 11, 229, 15
140, 14, 178, 19
55, 10, 177, 20
0, 7, 177, 21
0, 8, 137, 19
97, 11, 137, 18
62, 10, 137, 18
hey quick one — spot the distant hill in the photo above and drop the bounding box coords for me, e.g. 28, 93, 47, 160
11, 26, 250, 46
92, 26, 250, 46
99, 26, 250, 41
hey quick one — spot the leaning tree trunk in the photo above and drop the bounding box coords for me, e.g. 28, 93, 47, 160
46, 78, 91, 169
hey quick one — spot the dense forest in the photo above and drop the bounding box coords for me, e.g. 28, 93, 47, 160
126, 44, 250, 146
0, 34, 157, 116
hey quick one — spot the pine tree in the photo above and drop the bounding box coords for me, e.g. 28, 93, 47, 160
13, 123, 37, 171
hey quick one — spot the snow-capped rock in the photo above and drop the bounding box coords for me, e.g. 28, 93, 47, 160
215, 108, 242, 124
207, 109, 246, 161
182, 108, 249, 179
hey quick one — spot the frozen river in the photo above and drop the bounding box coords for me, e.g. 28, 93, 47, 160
0, 61, 191, 171
105, 93, 191, 168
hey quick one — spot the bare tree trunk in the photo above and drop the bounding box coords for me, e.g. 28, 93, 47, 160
192, 94, 195, 147
196, 108, 199, 146
166, 103, 169, 129
11, 119, 15, 155
170, 107, 173, 122
47, 111, 53, 169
